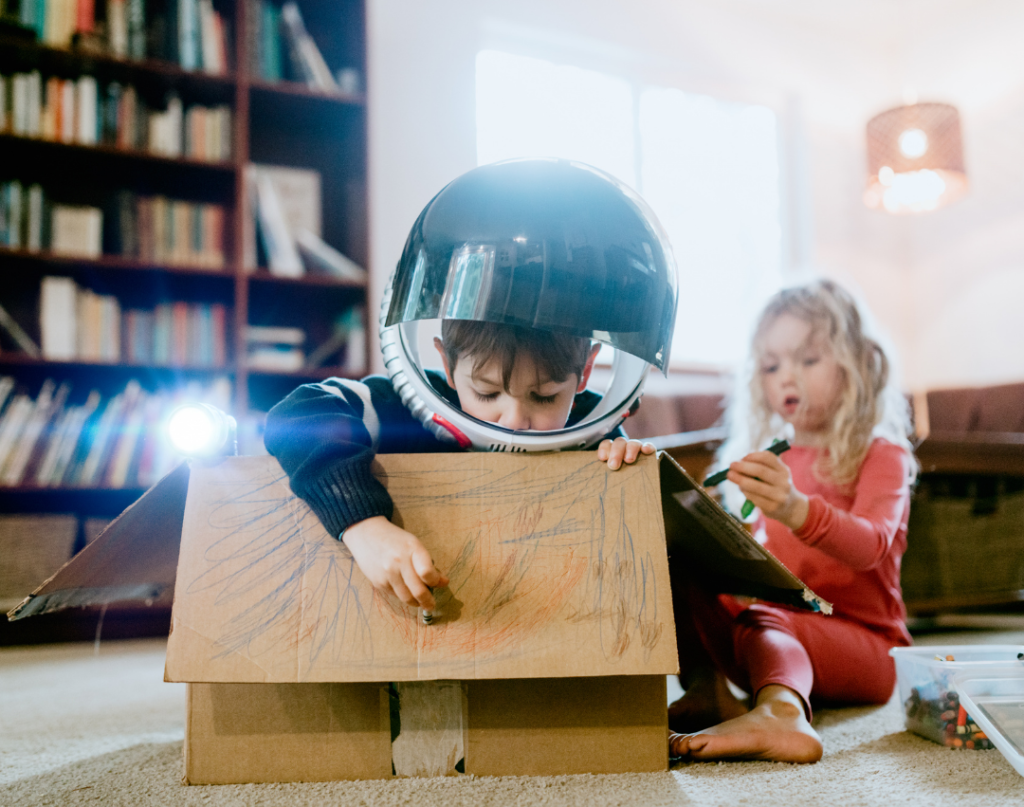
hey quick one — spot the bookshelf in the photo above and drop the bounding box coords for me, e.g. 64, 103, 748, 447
0, 0, 369, 641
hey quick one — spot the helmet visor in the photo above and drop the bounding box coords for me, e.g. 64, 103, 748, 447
384, 160, 677, 374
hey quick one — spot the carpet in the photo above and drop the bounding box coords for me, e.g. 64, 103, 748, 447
2, 627, 1024, 807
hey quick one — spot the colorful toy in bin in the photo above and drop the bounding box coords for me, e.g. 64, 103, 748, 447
890, 645, 1024, 749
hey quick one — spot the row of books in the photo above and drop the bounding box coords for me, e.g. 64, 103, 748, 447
0, 181, 103, 256
40, 276, 229, 367
0, 180, 227, 267
0, 72, 232, 162
0, 374, 233, 489
105, 189, 226, 267
11, 0, 231, 75
246, 164, 366, 282
245, 307, 366, 374
246, 0, 338, 91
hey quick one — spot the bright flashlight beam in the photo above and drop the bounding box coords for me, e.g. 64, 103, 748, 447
168, 404, 226, 456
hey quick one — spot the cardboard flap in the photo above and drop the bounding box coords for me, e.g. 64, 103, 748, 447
659, 453, 832, 614
165, 453, 678, 683
7, 462, 191, 620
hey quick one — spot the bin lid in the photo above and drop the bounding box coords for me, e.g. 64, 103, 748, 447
955, 665, 1024, 779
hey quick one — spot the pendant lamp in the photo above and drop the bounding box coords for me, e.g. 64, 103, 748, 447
864, 102, 967, 214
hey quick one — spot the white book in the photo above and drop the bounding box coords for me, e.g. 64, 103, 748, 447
12, 74, 28, 136
25, 71, 41, 137
343, 309, 367, 374
2, 379, 66, 486
169, 95, 184, 156
0, 378, 14, 413
5, 181, 22, 249
59, 80, 75, 143
35, 405, 74, 486
75, 76, 98, 146
107, 388, 146, 487
294, 228, 368, 282
245, 325, 305, 345
51, 205, 102, 258
0, 301, 41, 356
108, 0, 128, 56
247, 346, 304, 371
51, 391, 101, 486
255, 174, 304, 277
79, 389, 127, 486
40, 276, 79, 360
0, 395, 33, 479
280, 2, 338, 90
26, 184, 43, 252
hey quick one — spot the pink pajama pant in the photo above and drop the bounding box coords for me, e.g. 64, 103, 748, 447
674, 575, 908, 719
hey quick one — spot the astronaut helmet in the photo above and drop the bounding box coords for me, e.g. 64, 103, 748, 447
379, 158, 678, 452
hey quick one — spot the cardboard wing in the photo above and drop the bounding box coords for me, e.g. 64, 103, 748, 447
660, 453, 832, 614
7, 462, 189, 619
165, 452, 679, 683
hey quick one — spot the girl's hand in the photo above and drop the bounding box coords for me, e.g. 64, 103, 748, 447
727, 451, 810, 531
597, 437, 655, 470
341, 516, 449, 609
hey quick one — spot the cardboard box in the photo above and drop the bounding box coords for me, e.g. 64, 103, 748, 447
9, 451, 828, 783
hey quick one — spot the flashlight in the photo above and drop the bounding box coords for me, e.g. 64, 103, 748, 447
167, 403, 238, 458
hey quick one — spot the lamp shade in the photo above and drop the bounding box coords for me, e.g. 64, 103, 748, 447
864, 102, 967, 214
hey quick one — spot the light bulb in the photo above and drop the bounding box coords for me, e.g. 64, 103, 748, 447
898, 128, 928, 159
168, 403, 237, 457
878, 166, 895, 186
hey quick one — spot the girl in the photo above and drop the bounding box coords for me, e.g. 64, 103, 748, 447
669, 279, 917, 763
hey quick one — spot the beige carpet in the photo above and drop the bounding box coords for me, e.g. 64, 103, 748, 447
3, 627, 1024, 807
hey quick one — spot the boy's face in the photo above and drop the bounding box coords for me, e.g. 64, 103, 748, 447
435, 339, 600, 432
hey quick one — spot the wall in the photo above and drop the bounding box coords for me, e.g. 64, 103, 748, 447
366, 0, 1024, 390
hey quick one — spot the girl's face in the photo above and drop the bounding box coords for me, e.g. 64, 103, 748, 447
758, 313, 845, 442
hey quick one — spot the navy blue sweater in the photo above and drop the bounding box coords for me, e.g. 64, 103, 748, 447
263, 370, 625, 539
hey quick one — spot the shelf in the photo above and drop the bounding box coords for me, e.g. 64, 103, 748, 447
0, 484, 146, 515
249, 79, 366, 106
246, 272, 366, 289
0, 35, 237, 93
0, 355, 235, 376
0, 248, 234, 279
246, 366, 359, 380
0, 133, 237, 173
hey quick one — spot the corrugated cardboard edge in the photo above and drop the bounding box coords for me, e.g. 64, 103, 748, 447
7, 462, 190, 621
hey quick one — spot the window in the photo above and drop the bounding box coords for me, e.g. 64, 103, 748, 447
475, 50, 786, 369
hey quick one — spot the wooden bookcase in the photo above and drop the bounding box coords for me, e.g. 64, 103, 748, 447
0, 0, 368, 641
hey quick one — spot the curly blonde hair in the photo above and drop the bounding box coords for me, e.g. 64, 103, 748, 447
720, 279, 915, 489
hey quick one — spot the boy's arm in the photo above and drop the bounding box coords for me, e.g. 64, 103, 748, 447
264, 378, 396, 539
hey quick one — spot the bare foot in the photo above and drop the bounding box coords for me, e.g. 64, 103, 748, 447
668, 668, 749, 734
670, 687, 823, 764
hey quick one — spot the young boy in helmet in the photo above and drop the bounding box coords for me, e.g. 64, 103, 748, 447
265, 159, 676, 615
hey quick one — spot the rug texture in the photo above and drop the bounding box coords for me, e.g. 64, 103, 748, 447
2, 633, 1023, 807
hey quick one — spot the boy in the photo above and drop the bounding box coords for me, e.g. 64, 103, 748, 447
264, 158, 677, 615
264, 318, 654, 612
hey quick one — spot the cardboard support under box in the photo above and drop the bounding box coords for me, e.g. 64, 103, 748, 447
9, 451, 828, 783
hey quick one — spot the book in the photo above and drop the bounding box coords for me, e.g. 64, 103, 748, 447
75, 75, 97, 145
51, 205, 102, 257
294, 228, 367, 282
254, 173, 303, 276
0, 301, 42, 357
280, 2, 337, 90
40, 276, 78, 360
246, 325, 305, 346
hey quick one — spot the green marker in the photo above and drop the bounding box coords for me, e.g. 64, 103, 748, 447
703, 439, 791, 519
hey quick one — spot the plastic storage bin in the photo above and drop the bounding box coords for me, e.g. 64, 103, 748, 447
890, 645, 1024, 748
955, 668, 1024, 777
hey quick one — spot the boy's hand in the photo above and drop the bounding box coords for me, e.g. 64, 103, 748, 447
341, 516, 449, 610
597, 437, 655, 470
726, 451, 809, 532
